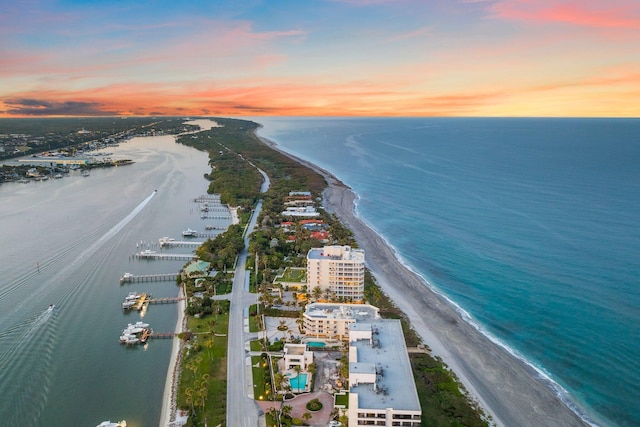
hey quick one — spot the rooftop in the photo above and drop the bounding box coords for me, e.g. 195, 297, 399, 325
304, 303, 379, 321
350, 319, 421, 412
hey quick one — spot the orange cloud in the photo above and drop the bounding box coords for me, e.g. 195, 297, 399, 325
491, 0, 640, 28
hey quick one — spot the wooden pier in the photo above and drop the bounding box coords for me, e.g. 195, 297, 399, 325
147, 296, 186, 304
200, 214, 231, 220
135, 251, 196, 261
196, 232, 220, 238
120, 273, 178, 283
149, 332, 179, 339
159, 238, 204, 248
194, 195, 221, 203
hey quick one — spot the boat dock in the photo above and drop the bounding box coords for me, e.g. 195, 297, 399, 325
135, 251, 196, 260
120, 273, 179, 283
149, 332, 179, 339
147, 296, 185, 305
194, 195, 221, 203
159, 238, 204, 248
200, 214, 231, 220
195, 232, 220, 238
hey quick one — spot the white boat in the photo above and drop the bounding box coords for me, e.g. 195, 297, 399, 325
158, 236, 176, 247
96, 421, 127, 427
82, 170, 90, 177
122, 293, 141, 310
139, 249, 156, 255
47, 304, 56, 311
121, 300, 136, 310
119, 333, 139, 345
182, 228, 198, 237
132, 321, 150, 329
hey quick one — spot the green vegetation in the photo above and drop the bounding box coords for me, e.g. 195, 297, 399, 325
171, 117, 488, 426
176, 312, 230, 427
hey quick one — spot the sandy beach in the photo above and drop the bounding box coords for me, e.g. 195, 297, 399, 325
259, 134, 590, 427
159, 285, 187, 427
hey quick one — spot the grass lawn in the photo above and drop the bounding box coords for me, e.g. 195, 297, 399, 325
282, 267, 306, 282
176, 313, 229, 426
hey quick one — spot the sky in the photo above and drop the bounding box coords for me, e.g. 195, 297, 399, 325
1, 0, 639, 117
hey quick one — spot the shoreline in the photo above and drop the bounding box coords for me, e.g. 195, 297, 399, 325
159, 285, 187, 427
257, 133, 591, 427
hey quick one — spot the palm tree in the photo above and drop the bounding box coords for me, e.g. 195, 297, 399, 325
281, 404, 293, 419
302, 412, 312, 424
312, 286, 323, 301
273, 372, 286, 394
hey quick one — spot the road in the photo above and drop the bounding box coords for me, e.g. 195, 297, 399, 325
226, 166, 269, 427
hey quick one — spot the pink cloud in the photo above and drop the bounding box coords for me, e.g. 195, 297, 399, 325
491, 0, 640, 28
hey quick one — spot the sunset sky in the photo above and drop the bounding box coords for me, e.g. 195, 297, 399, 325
1, 0, 639, 117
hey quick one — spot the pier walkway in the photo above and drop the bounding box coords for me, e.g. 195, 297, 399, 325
147, 296, 186, 304
135, 252, 196, 261
194, 195, 221, 203
120, 273, 179, 283
159, 238, 204, 248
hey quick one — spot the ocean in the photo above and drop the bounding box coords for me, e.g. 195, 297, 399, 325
0, 131, 229, 427
253, 117, 640, 427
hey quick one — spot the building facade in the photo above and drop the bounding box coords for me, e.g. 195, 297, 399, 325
306, 245, 365, 301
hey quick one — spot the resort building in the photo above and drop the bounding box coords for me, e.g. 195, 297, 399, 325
306, 245, 365, 301
347, 320, 422, 426
302, 302, 380, 341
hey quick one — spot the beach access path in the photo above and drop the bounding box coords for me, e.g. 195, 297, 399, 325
259, 135, 590, 427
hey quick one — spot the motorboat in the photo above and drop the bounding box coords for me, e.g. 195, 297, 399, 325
47, 304, 56, 311
122, 293, 141, 310
182, 228, 198, 237
159, 236, 176, 247
119, 333, 139, 345
139, 249, 156, 255
96, 421, 127, 427
132, 321, 150, 329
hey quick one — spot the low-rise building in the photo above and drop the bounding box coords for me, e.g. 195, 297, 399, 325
303, 302, 380, 341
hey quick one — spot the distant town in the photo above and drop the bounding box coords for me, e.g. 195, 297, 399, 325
0, 117, 197, 184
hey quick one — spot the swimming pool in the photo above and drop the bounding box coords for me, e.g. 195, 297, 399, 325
306, 341, 325, 347
289, 373, 308, 391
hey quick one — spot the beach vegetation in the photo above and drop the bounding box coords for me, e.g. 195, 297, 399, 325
175, 117, 489, 426
176, 313, 229, 427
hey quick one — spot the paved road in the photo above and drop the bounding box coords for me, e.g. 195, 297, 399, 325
226, 167, 269, 426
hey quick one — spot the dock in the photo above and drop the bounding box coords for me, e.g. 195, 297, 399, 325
147, 296, 185, 304
135, 293, 148, 311
194, 195, 221, 203
149, 332, 179, 339
120, 273, 178, 283
200, 214, 231, 220
135, 251, 196, 261
159, 238, 204, 248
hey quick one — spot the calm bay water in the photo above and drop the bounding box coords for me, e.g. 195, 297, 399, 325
0, 134, 223, 426
254, 117, 640, 427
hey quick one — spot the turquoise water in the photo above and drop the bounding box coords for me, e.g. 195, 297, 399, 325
307, 341, 326, 347
255, 117, 640, 427
289, 373, 308, 391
